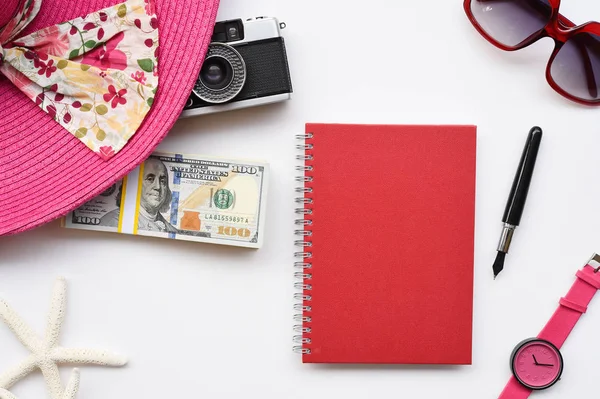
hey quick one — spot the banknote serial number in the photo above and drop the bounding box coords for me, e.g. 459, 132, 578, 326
205, 214, 250, 224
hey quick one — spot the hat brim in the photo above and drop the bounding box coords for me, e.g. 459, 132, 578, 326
0, 0, 220, 235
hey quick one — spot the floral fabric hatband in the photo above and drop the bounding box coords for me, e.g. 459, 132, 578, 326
0, 0, 159, 160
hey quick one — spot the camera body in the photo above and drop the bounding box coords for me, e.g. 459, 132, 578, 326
180, 17, 293, 118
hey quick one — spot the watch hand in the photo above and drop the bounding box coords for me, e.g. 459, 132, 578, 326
536, 363, 554, 367
532, 354, 539, 365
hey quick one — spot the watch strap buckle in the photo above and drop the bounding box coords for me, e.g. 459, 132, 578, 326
588, 253, 600, 273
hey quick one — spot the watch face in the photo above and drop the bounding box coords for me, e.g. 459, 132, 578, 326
510, 338, 563, 390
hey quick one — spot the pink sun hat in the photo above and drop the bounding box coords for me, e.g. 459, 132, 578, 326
0, 0, 219, 236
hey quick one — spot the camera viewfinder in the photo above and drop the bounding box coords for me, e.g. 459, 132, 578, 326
226, 23, 241, 41
211, 19, 245, 43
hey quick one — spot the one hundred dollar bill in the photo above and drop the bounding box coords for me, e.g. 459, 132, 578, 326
62, 152, 269, 248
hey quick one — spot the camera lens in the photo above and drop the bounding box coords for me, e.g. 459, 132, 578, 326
200, 58, 233, 90
193, 43, 246, 104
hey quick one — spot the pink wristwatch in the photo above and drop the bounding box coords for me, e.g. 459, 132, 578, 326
499, 254, 600, 398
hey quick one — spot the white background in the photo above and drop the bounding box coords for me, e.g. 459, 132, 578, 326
2, 1, 600, 398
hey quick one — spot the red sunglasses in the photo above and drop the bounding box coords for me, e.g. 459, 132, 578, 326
464, 0, 600, 106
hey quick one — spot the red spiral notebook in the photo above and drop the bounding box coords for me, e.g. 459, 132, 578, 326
293, 123, 476, 364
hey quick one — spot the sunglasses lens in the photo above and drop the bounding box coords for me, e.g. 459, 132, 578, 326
550, 33, 600, 102
470, 0, 552, 48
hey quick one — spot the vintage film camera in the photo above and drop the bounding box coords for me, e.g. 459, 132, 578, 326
180, 16, 293, 117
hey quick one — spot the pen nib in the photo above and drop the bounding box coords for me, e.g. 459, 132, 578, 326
493, 251, 506, 279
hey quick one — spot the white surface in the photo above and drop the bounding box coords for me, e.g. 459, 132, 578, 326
2, 1, 600, 398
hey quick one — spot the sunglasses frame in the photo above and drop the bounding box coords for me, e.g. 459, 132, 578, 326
464, 0, 600, 105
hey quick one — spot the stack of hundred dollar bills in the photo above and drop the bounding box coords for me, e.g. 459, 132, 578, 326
62, 152, 269, 248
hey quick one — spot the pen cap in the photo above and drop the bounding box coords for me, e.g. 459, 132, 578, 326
502, 126, 543, 226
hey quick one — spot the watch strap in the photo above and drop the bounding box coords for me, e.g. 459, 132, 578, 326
499, 263, 600, 399
538, 265, 600, 349
499, 376, 534, 399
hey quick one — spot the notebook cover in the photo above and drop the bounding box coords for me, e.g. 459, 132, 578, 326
298, 123, 476, 364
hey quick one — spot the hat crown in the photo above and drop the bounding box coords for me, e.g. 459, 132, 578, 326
0, 0, 21, 36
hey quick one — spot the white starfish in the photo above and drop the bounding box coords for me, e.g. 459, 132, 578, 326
0, 278, 127, 399
0, 368, 80, 399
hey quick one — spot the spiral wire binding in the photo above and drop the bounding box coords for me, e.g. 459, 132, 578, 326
293, 132, 314, 355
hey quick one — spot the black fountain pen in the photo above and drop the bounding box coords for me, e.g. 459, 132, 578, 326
493, 126, 543, 279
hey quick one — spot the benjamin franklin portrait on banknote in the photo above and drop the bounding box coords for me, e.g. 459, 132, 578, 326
97, 158, 178, 233
137, 158, 178, 233
98, 183, 122, 227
